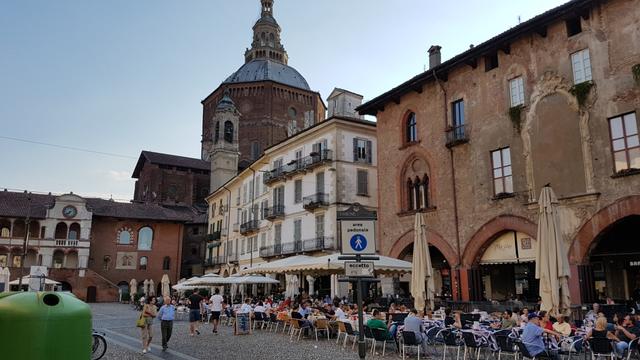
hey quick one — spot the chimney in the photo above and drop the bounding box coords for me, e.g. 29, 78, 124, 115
428, 45, 442, 69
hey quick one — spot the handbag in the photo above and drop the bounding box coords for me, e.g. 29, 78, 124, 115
136, 307, 146, 328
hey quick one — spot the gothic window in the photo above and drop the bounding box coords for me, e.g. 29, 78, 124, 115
117, 228, 132, 245
224, 121, 234, 143
214, 121, 220, 143
406, 112, 417, 143
403, 157, 431, 212
138, 227, 153, 251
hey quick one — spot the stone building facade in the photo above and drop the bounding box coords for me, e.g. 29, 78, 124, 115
358, 0, 640, 304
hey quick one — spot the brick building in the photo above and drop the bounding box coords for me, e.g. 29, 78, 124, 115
358, 0, 640, 304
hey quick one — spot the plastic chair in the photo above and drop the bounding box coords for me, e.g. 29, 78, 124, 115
626, 337, 640, 360
436, 328, 462, 360
495, 333, 518, 360
401, 331, 422, 360
363, 326, 376, 354
314, 319, 330, 341
343, 321, 359, 350
588, 337, 616, 360
336, 321, 347, 345
289, 319, 311, 341
253, 312, 266, 330
371, 327, 396, 356
516, 340, 551, 360
461, 331, 488, 360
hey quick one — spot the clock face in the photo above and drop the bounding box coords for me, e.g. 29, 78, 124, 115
62, 205, 77, 219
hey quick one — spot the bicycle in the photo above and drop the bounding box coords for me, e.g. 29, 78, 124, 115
91, 329, 107, 360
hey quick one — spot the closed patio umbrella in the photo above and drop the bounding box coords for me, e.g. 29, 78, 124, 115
129, 278, 138, 296
411, 213, 435, 312
161, 274, 170, 297
148, 279, 155, 296
535, 186, 572, 316
143, 279, 150, 297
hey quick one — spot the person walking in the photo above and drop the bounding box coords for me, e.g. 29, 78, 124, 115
140, 297, 157, 354
157, 296, 176, 351
188, 289, 204, 336
210, 288, 224, 334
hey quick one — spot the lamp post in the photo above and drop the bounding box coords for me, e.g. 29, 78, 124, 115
17, 193, 32, 290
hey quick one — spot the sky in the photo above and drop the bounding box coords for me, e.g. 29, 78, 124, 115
0, 0, 569, 201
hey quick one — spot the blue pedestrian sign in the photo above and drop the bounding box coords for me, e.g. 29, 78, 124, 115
341, 220, 376, 255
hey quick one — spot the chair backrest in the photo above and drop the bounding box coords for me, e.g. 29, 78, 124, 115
363, 325, 374, 339
316, 319, 329, 329
461, 331, 480, 348
402, 330, 420, 346
270, 313, 277, 322
516, 340, 537, 359
255, 312, 264, 321
371, 327, 389, 341
337, 321, 347, 333
291, 311, 302, 319
344, 321, 356, 335
290, 319, 301, 329
391, 313, 408, 324
495, 334, 516, 353
440, 329, 459, 346
588, 337, 614, 355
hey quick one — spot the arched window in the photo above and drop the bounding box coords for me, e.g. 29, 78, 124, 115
138, 227, 153, 251
406, 112, 417, 143
224, 121, 234, 143
139, 256, 148, 270
268, 33, 275, 46
402, 158, 431, 212
162, 256, 170, 270
53, 250, 64, 268
422, 174, 430, 208
214, 121, 220, 143
260, 32, 266, 46
117, 228, 132, 245
68, 223, 80, 240
414, 176, 422, 209
54, 222, 68, 239
0, 227, 9, 238
407, 179, 415, 210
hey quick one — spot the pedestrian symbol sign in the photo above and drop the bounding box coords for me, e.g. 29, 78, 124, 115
350, 234, 367, 252
341, 220, 376, 255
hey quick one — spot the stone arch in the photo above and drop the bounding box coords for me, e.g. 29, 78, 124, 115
388, 227, 458, 267
462, 215, 537, 267
398, 151, 437, 212
569, 195, 640, 264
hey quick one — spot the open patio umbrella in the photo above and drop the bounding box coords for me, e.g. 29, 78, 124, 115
148, 279, 155, 296
411, 213, 435, 312
129, 278, 138, 296
535, 186, 572, 316
161, 274, 171, 297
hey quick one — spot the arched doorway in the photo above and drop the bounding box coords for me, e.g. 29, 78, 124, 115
86, 286, 97, 303
59, 281, 72, 292
588, 216, 640, 302
397, 243, 452, 300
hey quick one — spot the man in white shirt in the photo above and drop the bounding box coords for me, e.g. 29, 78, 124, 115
210, 288, 224, 334
239, 298, 253, 314
334, 305, 347, 321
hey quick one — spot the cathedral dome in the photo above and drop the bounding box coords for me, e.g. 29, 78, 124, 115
223, 59, 310, 90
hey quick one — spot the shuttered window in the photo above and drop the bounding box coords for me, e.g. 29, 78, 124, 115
571, 49, 592, 84
509, 77, 525, 107
294, 179, 302, 203
316, 171, 325, 194
294, 219, 302, 242
357, 169, 369, 196
353, 138, 372, 164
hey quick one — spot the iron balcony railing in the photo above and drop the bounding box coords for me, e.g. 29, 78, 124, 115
263, 149, 333, 185
227, 253, 238, 264
259, 244, 282, 258
264, 205, 285, 220
446, 124, 470, 147
239, 220, 260, 235
206, 231, 221, 242
302, 236, 334, 252
303, 193, 329, 210
281, 240, 303, 255
204, 256, 226, 266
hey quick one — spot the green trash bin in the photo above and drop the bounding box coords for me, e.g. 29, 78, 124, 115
0, 291, 92, 360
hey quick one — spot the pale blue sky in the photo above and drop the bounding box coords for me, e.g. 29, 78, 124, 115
0, 0, 568, 200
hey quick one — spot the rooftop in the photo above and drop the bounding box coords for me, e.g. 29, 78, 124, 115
132, 151, 210, 178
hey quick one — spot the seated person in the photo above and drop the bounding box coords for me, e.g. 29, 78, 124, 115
388, 302, 398, 314
366, 309, 389, 335
403, 309, 436, 355
613, 314, 640, 357
491, 310, 516, 329
552, 315, 571, 337
334, 304, 347, 321
444, 308, 456, 327
521, 313, 562, 360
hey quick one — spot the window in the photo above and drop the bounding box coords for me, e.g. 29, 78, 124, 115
241, 238, 245, 255
13, 255, 22, 267
214, 121, 220, 143
163, 256, 170, 270
0, 227, 9, 237
485, 52, 499, 72
251, 141, 261, 160
452, 100, 465, 127
571, 49, 592, 84
273, 186, 284, 206
316, 171, 325, 194
353, 138, 372, 163
0, 254, 7, 267
566, 17, 582, 37
117, 228, 132, 245
137, 227, 153, 251
357, 170, 369, 196
242, 183, 247, 204
509, 77, 525, 107
315, 214, 324, 238
273, 158, 283, 170
235, 189, 240, 205
139, 256, 148, 270
260, 233, 266, 249
312, 140, 327, 154
223, 121, 234, 143
609, 112, 640, 172
255, 175, 261, 196
253, 236, 258, 252
294, 179, 302, 203
68, 223, 80, 240
406, 112, 417, 143
249, 179, 254, 200
407, 174, 429, 210
491, 147, 513, 195
211, 203, 216, 217
274, 224, 282, 246
103, 256, 111, 271
294, 219, 302, 242
55, 222, 68, 239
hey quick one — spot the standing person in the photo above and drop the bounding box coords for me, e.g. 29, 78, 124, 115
140, 297, 157, 354
188, 289, 204, 336
157, 296, 175, 351
210, 288, 224, 334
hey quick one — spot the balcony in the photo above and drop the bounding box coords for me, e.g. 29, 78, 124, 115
446, 124, 470, 147
239, 220, 259, 235
281, 241, 303, 255
206, 231, 221, 242
55, 239, 79, 247
303, 193, 329, 211
232, 223, 240, 232
227, 254, 239, 264
264, 205, 285, 221
259, 244, 282, 258
263, 149, 334, 185
302, 236, 334, 252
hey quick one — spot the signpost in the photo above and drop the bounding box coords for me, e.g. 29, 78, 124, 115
337, 203, 378, 360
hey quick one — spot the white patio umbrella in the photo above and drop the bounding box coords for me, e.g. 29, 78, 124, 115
188, 273, 228, 286
143, 279, 150, 296
129, 278, 138, 296
148, 279, 155, 296
411, 213, 435, 312
535, 186, 572, 316
161, 274, 171, 297
228, 274, 280, 285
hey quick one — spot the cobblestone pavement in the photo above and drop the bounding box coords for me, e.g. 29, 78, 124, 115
91, 303, 408, 360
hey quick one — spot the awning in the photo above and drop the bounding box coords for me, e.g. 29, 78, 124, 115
480, 231, 536, 265
9, 276, 61, 286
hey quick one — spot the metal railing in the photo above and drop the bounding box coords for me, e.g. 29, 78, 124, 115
263, 149, 333, 184
302, 236, 334, 251
446, 124, 469, 147
206, 231, 221, 241
281, 240, 303, 255
303, 193, 329, 210
259, 244, 282, 258
227, 254, 238, 264
264, 205, 285, 220
239, 220, 259, 235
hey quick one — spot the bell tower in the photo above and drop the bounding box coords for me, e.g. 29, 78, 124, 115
244, 0, 288, 64
209, 90, 240, 192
